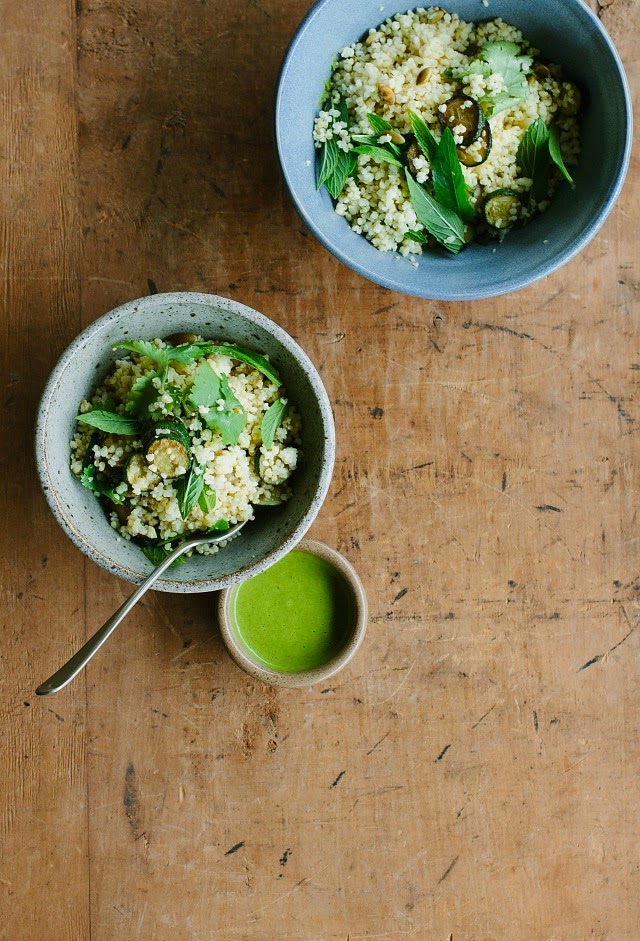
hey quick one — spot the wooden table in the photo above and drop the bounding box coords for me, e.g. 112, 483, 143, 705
1, 1, 638, 938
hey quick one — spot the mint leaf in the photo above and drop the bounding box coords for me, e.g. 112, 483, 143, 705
405, 230, 428, 244
175, 463, 205, 520
204, 373, 246, 446
261, 399, 288, 450
203, 520, 231, 534
367, 113, 392, 135
405, 170, 464, 254
351, 134, 402, 159
204, 344, 282, 387
188, 361, 221, 411
478, 41, 532, 115
81, 464, 127, 505
317, 97, 357, 199
517, 118, 550, 203
351, 144, 403, 168
198, 485, 216, 514
432, 128, 475, 222
76, 410, 141, 435
408, 110, 438, 163
548, 124, 574, 186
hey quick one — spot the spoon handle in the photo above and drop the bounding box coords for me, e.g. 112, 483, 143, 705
35, 541, 193, 696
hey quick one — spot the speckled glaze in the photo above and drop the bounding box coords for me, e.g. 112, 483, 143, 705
275, 0, 632, 300
217, 539, 368, 688
35, 293, 336, 593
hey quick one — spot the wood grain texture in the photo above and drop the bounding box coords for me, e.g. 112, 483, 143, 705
1, 0, 639, 938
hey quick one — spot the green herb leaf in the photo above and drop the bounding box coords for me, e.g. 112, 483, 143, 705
188, 361, 221, 411
175, 464, 205, 520
141, 544, 188, 567
548, 124, 574, 186
204, 344, 282, 387
517, 118, 550, 203
405, 230, 428, 244
198, 484, 216, 514
203, 520, 231, 533
205, 374, 246, 446
432, 128, 475, 222
317, 97, 357, 200
478, 41, 532, 115
261, 399, 288, 450
76, 410, 141, 435
125, 373, 161, 418
408, 110, 439, 164
351, 144, 404, 168
113, 340, 171, 370
80, 464, 127, 505
404, 169, 465, 254
367, 113, 392, 135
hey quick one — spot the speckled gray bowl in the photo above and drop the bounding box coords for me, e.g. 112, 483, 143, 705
217, 539, 368, 688
35, 293, 335, 592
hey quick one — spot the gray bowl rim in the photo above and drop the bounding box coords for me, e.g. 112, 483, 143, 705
275, 0, 634, 301
217, 538, 368, 688
35, 292, 336, 592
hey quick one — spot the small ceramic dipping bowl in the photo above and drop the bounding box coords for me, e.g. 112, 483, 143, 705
218, 539, 367, 688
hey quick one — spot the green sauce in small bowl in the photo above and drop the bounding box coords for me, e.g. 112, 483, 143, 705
218, 540, 367, 688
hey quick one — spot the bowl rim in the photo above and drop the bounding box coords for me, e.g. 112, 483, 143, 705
35, 292, 336, 592
275, 0, 634, 300
217, 538, 368, 687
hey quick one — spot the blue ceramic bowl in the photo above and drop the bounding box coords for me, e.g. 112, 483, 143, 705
35, 293, 335, 593
276, 0, 632, 300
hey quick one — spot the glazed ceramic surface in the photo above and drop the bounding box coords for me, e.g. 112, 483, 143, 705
218, 539, 368, 688
35, 293, 335, 592
275, 0, 632, 300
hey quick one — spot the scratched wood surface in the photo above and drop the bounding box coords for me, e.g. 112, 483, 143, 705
1, 0, 639, 938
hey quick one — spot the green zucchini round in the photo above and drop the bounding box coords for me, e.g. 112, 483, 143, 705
484, 189, 521, 229
142, 416, 192, 478
438, 95, 485, 147
457, 122, 492, 167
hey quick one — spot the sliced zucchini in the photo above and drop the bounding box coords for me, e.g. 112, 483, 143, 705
126, 452, 159, 491
142, 416, 191, 478
438, 95, 485, 146
484, 189, 521, 229
457, 122, 492, 167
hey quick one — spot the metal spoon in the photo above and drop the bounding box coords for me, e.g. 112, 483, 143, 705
35, 521, 246, 696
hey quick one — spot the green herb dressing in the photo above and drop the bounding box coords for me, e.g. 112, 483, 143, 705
231, 551, 355, 673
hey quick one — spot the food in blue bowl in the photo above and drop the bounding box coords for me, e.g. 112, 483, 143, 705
276, 0, 632, 300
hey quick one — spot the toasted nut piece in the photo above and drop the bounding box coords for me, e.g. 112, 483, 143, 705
389, 130, 405, 145
416, 67, 431, 86
428, 8, 445, 21
533, 63, 551, 81
378, 84, 396, 105
406, 140, 422, 175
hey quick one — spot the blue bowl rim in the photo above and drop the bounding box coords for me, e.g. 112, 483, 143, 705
275, 0, 634, 301
35, 292, 336, 593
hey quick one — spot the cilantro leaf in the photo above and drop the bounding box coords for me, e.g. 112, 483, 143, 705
81, 464, 127, 505
404, 169, 465, 254
478, 41, 532, 115
205, 374, 246, 446
76, 410, 141, 435
125, 373, 161, 418
548, 124, 574, 186
188, 361, 221, 411
431, 128, 475, 222
517, 118, 550, 203
261, 399, 288, 450
113, 340, 171, 370
408, 110, 438, 164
